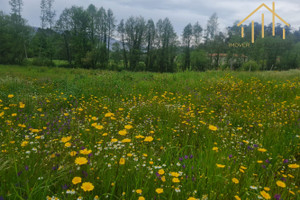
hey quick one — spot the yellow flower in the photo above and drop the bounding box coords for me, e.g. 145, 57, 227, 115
81, 182, 94, 192
212, 147, 218, 152
144, 136, 154, 142
111, 138, 118, 142
125, 125, 133, 129
209, 125, 218, 131
257, 160, 263, 163
135, 135, 145, 139
136, 189, 142, 194
161, 176, 166, 182
234, 196, 241, 200
105, 112, 114, 117
70, 151, 77, 156
21, 141, 28, 147
170, 172, 180, 177
264, 187, 270, 191
260, 190, 271, 199
172, 177, 180, 183
72, 177, 82, 184
155, 188, 163, 194
119, 157, 125, 165
138, 197, 145, 200
288, 164, 299, 169
118, 129, 127, 136
65, 142, 71, 147
258, 148, 267, 152
232, 178, 239, 184
80, 149, 92, 155
289, 190, 295, 195
8, 94, 14, 98
75, 157, 88, 165
19, 102, 25, 108
61, 136, 72, 143
216, 164, 225, 168
95, 125, 103, 130
187, 197, 197, 200
158, 169, 165, 175
121, 138, 131, 143
276, 180, 286, 188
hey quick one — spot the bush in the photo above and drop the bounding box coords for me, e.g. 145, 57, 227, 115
241, 60, 260, 71
31, 57, 55, 67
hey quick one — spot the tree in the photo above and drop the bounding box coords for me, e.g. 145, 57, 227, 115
206, 13, 218, 41
155, 18, 177, 72
9, 0, 23, 22
106, 9, 116, 60
145, 19, 156, 71
40, 0, 55, 29
124, 16, 146, 70
193, 22, 203, 47
182, 23, 193, 70
117, 19, 128, 69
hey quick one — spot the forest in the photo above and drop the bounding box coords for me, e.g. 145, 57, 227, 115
1, 0, 300, 72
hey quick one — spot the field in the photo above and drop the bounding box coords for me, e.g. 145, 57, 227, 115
0, 65, 299, 200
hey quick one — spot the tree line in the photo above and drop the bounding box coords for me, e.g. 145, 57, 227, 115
1, 0, 300, 72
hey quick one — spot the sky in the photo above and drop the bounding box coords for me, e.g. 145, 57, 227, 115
1, 0, 299, 34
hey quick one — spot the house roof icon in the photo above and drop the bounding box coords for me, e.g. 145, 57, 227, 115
237, 2, 290, 27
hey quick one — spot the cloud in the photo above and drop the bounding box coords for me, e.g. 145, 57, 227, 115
0, 0, 299, 33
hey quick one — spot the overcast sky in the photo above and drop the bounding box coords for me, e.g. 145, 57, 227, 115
1, 0, 299, 34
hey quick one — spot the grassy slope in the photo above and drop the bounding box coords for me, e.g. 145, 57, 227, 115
0, 65, 299, 200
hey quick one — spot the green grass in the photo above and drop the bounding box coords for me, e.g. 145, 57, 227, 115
0, 65, 299, 200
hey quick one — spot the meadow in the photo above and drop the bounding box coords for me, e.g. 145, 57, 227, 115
0, 65, 299, 200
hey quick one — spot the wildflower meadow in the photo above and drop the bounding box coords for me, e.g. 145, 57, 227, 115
0, 66, 299, 200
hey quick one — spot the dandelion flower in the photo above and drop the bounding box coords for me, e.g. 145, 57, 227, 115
72, 177, 82, 185
158, 169, 165, 175
119, 158, 125, 165
216, 164, 225, 168
155, 188, 163, 194
288, 164, 299, 169
232, 178, 239, 184
276, 180, 286, 188
81, 182, 94, 192
209, 125, 218, 131
260, 190, 271, 199
144, 136, 154, 142
75, 157, 88, 165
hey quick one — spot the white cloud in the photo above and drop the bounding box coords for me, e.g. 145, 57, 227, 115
0, 0, 299, 33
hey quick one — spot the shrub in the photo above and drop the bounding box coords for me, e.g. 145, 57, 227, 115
242, 60, 260, 71
31, 57, 55, 67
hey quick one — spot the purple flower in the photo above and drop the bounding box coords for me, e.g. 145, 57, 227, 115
265, 159, 270, 163
17, 171, 22, 176
184, 155, 188, 159
182, 164, 186, 168
189, 155, 193, 159
62, 184, 69, 190
0, 196, 4, 200
262, 165, 266, 169
82, 170, 88, 178
253, 144, 258, 148
283, 159, 288, 163
229, 154, 233, 159
155, 172, 160, 177
274, 194, 281, 200
179, 157, 183, 161
280, 177, 286, 182
25, 166, 29, 171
